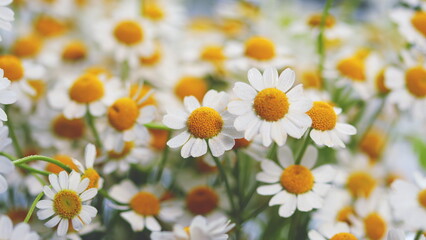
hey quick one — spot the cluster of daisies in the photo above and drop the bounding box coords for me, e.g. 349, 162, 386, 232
0, 0, 426, 239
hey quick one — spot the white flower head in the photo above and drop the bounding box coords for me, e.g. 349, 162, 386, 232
0, 126, 13, 193
0, 215, 40, 240
0, 69, 17, 126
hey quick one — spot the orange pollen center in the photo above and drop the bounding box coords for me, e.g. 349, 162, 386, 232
0, 55, 24, 81
139, 45, 162, 66
83, 168, 100, 189
149, 129, 168, 151
35, 16, 67, 38
359, 130, 386, 161
46, 155, 79, 174
187, 107, 223, 139
233, 138, 251, 149
336, 206, 355, 225
200, 45, 226, 63
280, 165, 314, 194
346, 171, 376, 198
53, 190, 82, 219
330, 233, 358, 240
174, 76, 208, 102
302, 71, 322, 89
129, 84, 156, 108
375, 69, 389, 94
7, 209, 28, 224
186, 186, 219, 215
52, 114, 85, 140
307, 14, 336, 28
142, 3, 165, 21
244, 36, 276, 61
62, 41, 87, 62
108, 97, 140, 131
195, 157, 217, 173
12, 35, 43, 58
337, 57, 365, 81
113, 20, 144, 46
307, 101, 337, 131
27, 79, 46, 100
405, 66, 426, 98
69, 74, 105, 103
363, 213, 387, 240
418, 189, 426, 208
411, 11, 426, 37
130, 192, 160, 216
108, 141, 134, 159
253, 88, 289, 121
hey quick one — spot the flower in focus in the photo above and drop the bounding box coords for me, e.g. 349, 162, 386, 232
228, 67, 312, 147
0, 0, 14, 41
0, 126, 14, 193
36, 171, 98, 236
0, 69, 17, 126
0, 215, 40, 240
256, 146, 335, 217
164, 89, 240, 158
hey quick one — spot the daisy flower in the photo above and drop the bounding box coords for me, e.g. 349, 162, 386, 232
36, 171, 98, 236
0, 69, 17, 126
228, 67, 312, 147
72, 143, 104, 190
0, 0, 14, 41
306, 101, 356, 148
109, 180, 182, 232
163, 89, 240, 158
308, 222, 357, 240
312, 189, 355, 227
0, 215, 40, 240
151, 215, 235, 240
0, 126, 13, 194
256, 146, 336, 217
390, 173, 426, 231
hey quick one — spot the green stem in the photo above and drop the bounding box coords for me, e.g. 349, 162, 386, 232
19, 164, 50, 176
414, 230, 423, 240
155, 131, 171, 182
86, 110, 103, 149
121, 61, 129, 81
295, 130, 311, 165
0, 152, 16, 160
4, 106, 23, 158
317, 0, 334, 77
99, 189, 128, 206
13, 155, 72, 173
24, 192, 44, 223
144, 123, 172, 131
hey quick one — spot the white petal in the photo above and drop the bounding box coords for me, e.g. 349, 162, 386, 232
84, 144, 96, 168
260, 121, 272, 147
208, 137, 225, 157
277, 146, 294, 168
297, 193, 313, 212
163, 114, 187, 129
167, 131, 190, 148
57, 219, 69, 236
48, 174, 61, 193
335, 123, 357, 135
257, 184, 282, 196
233, 82, 257, 100
82, 205, 98, 217
300, 145, 317, 169
0, 90, 17, 104
0, 156, 13, 173
36, 200, 52, 209
146, 216, 161, 232
181, 137, 195, 158
0, 215, 12, 238
184, 96, 200, 112
43, 186, 55, 199
80, 188, 98, 201
72, 217, 83, 231
278, 195, 297, 218
308, 230, 327, 240
121, 211, 145, 231
277, 68, 295, 92
76, 178, 90, 194
248, 68, 264, 91
312, 183, 331, 196
227, 100, 252, 115
271, 121, 285, 146
260, 159, 283, 177
58, 171, 69, 190
269, 190, 293, 206
281, 118, 303, 139
45, 216, 61, 228
312, 165, 336, 183
262, 67, 278, 88
256, 172, 279, 183
37, 208, 54, 220
190, 138, 207, 157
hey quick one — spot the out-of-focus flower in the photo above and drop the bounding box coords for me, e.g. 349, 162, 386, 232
0, 0, 14, 41
256, 146, 335, 217
391, 4, 426, 51
228, 67, 312, 147
164, 89, 240, 158
308, 222, 357, 240
0, 69, 17, 126
72, 143, 104, 190
0, 215, 39, 240
36, 171, 98, 236
0, 126, 13, 193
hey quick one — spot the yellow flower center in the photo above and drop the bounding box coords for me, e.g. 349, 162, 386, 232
280, 165, 314, 194
83, 168, 100, 189
85, 66, 113, 78
139, 44, 162, 66
27, 79, 46, 100
186, 186, 219, 215
62, 41, 87, 62
244, 36, 276, 61
142, 2, 165, 21
330, 233, 358, 240
418, 189, 426, 208
12, 35, 43, 58
174, 76, 208, 102
385, 173, 401, 187
363, 213, 387, 240
129, 84, 156, 108
46, 155, 79, 174
220, 19, 244, 37
187, 107, 223, 139
336, 206, 355, 225
232, 138, 251, 149
149, 129, 168, 151
52, 114, 85, 140
302, 70, 322, 89
130, 192, 160, 216
113, 20, 144, 46
307, 101, 337, 131
375, 69, 389, 94
53, 190, 82, 219
253, 88, 289, 122
34, 16, 67, 38
405, 66, 426, 98
0, 55, 24, 81
346, 171, 376, 198
411, 11, 426, 37
337, 57, 365, 81
108, 141, 134, 159
69, 74, 105, 103
307, 14, 336, 28
108, 97, 140, 131
359, 130, 386, 162
195, 157, 217, 173
200, 45, 226, 63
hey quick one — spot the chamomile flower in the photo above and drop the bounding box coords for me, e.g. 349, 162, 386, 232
390, 173, 426, 231
36, 171, 98, 237
256, 146, 336, 217
0, 126, 13, 193
0, 215, 40, 240
391, 4, 426, 51
0, 0, 14, 41
0, 69, 17, 126
163, 89, 240, 158
308, 222, 357, 240
306, 101, 356, 148
228, 67, 312, 147
109, 180, 182, 232
72, 144, 104, 190
312, 189, 355, 227
151, 215, 235, 240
